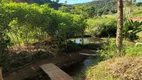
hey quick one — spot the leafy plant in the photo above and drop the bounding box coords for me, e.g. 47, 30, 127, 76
97, 40, 117, 59
124, 20, 142, 41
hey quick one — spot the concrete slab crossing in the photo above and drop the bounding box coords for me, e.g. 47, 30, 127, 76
40, 63, 73, 80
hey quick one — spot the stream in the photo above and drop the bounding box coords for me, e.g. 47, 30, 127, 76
29, 57, 95, 80
63, 57, 95, 77
69, 37, 101, 44
64, 37, 98, 78
10, 37, 100, 80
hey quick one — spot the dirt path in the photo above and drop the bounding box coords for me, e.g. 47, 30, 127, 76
4, 50, 90, 80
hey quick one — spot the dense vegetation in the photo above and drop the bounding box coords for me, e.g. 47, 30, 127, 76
73, 1, 142, 80
59, 0, 116, 18
0, 0, 142, 79
0, 2, 87, 72
0, 3, 86, 45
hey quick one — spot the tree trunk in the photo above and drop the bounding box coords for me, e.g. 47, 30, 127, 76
0, 67, 3, 80
116, 0, 123, 54
81, 32, 84, 45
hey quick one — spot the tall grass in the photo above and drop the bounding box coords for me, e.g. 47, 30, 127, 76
87, 15, 117, 37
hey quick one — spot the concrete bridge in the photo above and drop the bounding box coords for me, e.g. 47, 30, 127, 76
40, 63, 73, 80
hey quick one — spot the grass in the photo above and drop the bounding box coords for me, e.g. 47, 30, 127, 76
137, 31, 142, 39
74, 37, 142, 80
131, 10, 142, 17
85, 57, 142, 80
87, 15, 116, 37
125, 45, 142, 56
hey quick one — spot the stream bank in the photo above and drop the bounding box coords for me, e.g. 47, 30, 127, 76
4, 49, 93, 80
4, 37, 102, 80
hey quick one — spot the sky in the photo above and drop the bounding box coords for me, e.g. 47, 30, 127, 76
137, 0, 142, 2
59, 0, 142, 4
59, 0, 93, 4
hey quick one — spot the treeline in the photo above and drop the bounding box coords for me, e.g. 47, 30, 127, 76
0, 0, 61, 9
59, 0, 117, 18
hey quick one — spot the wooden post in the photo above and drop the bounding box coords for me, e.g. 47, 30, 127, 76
0, 67, 3, 80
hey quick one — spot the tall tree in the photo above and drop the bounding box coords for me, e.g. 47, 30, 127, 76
116, 0, 123, 54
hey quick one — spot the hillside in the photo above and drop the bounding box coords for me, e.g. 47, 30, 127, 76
59, 0, 117, 18
8, 0, 61, 9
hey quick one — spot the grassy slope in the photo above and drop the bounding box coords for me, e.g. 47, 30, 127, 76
73, 38, 142, 80
85, 57, 142, 80
73, 3, 142, 80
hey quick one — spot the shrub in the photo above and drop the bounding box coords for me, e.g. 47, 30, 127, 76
124, 20, 142, 41
97, 40, 117, 59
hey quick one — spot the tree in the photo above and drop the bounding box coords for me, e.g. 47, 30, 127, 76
71, 5, 95, 18
116, 0, 123, 54
0, 0, 12, 3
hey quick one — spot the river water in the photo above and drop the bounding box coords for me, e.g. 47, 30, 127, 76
70, 37, 102, 44
62, 57, 95, 77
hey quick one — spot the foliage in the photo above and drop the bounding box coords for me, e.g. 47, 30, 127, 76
135, 2, 142, 6
70, 5, 95, 18
0, 3, 86, 46
0, 2, 87, 71
59, 5, 73, 13
87, 15, 116, 37
97, 40, 117, 59
124, 20, 142, 41
90, 0, 117, 15
97, 38, 142, 60
59, 0, 116, 18
131, 10, 142, 17
0, 3, 11, 69
125, 45, 142, 56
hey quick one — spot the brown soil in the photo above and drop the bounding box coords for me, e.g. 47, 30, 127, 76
131, 17, 142, 22
3, 49, 90, 80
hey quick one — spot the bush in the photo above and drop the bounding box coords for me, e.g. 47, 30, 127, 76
135, 2, 142, 6
0, 3, 86, 46
97, 40, 118, 59
124, 20, 142, 41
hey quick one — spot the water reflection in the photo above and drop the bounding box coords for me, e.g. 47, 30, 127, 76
82, 58, 94, 70
70, 37, 102, 44
63, 58, 94, 76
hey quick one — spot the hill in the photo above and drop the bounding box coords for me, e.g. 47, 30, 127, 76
59, 0, 117, 17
